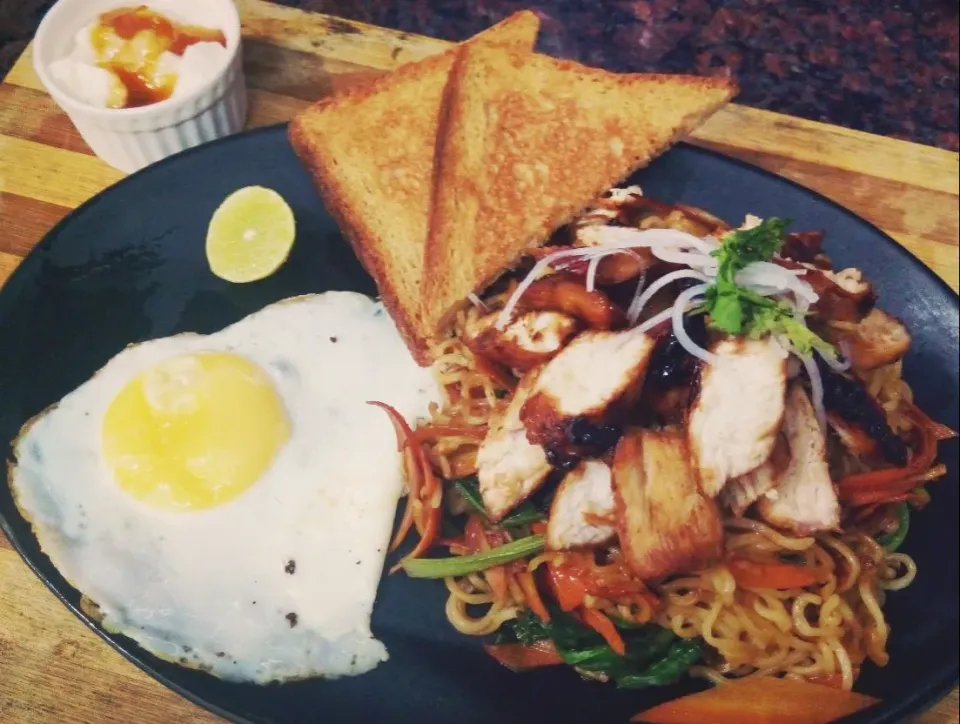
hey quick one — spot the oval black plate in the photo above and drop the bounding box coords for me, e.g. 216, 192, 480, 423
1, 125, 957, 724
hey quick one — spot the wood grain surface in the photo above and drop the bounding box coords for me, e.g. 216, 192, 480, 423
0, 1, 957, 722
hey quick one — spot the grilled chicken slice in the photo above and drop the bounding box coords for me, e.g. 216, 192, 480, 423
778, 261, 875, 322
571, 224, 658, 285
835, 308, 911, 372
639, 319, 707, 425
828, 413, 881, 459
520, 329, 657, 460
477, 370, 552, 521
720, 435, 790, 517
688, 338, 788, 498
464, 310, 581, 373
612, 427, 724, 580
546, 460, 616, 550
515, 272, 627, 329
757, 385, 840, 535
817, 358, 909, 466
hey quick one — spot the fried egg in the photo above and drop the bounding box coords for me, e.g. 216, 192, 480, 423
9, 292, 440, 683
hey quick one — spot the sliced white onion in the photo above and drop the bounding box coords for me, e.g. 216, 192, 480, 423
627, 269, 712, 325
635, 305, 675, 333
605, 185, 644, 202
496, 248, 599, 328
585, 254, 602, 293
498, 228, 720, 328
799, 353, 827, 431
736, 262, 819, 306
672, 284, 715, 363
650, 247, 718, 270
817, 346, 851, 372
575, 225, 712, 253
467, 293, 488, 312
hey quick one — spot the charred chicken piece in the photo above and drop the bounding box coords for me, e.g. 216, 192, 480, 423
816, 357, 908, 466
721, 434, 791, 517
515, 272, 627, 330
829, 308, 911, 372
477, 369, 552, 522
688, 338, 788, 498
546, 460, 616, 550
612, 427, 724, 580
463, 310, 581, 373
757, 385, 840, 535
520, 329, 657, 464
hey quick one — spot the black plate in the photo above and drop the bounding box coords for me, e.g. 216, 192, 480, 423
1, 125, 957, 724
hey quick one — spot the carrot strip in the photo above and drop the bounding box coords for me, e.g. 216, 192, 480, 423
483, 641, 564, 672
630, 675, 879, 724
367, 400, 415, 452
838, 400, 950, 504
546, 564, 588, 612
389, 499, 417, 552
845, 464, 947, 506
727, 557, 824, 590
369, 402, 424, 552
902, 400, 958, 441
464, 515, 509, 604
580, 607, 626, 656
410, 425, 486, 444
517, 570, 551, 623
368, 401, 445, 564
391, 503, 441, 574
417, 444, 441, 509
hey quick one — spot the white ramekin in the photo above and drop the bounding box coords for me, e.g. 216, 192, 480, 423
33, 0, 248, 174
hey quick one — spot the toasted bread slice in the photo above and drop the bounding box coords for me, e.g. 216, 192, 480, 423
422, 47, 738, 333
288, 12, 540, 364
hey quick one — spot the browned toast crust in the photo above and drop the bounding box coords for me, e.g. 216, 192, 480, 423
288, 12, 541, 365
422, 46, 738, 335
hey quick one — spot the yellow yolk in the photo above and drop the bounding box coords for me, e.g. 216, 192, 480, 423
102, 352, 290, 511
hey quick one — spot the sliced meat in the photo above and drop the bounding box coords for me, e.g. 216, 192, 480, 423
515, 273, 627, 330
520, 329, 657, 462
828, 413, 881, 459
612, 427, 724, 580
569, 224, 657, 285
477, 370, 552, 521
835, 308, 911, 372
639, 318, 707, 425
546, 460, 616, 550
817, 358, 909, 466
688, 338, 788, 498
720, 434, 790, 517
780, 230, 825, 264
464, 310, 581, 373
757, 385, 840, 535
778, 261, 875, 322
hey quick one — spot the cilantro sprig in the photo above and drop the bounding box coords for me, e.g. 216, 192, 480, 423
701, 218, 836, 357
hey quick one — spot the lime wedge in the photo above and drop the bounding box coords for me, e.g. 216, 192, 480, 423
205, 186, 296, 283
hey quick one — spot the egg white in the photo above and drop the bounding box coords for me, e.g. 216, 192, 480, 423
9, 292, 440, 683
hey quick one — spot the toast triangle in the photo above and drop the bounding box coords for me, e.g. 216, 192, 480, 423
422, 46, 738, 333
288, 12, 541, 364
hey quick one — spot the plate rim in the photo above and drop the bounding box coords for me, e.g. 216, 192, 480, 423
1, 122, 957, 724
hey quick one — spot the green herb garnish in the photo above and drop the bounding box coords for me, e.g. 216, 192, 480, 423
400, 534, 545, 578
702, 218, 836, 357
877, 502, 910, 552
453, 476, 546, 529
496, 610, 702, 689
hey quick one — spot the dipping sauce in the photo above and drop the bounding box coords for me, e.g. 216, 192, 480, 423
90, 5, 227, 108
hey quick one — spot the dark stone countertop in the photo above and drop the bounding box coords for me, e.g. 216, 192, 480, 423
3, 0, 958, 151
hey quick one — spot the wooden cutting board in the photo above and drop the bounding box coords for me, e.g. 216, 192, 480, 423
0, 1, 957, 722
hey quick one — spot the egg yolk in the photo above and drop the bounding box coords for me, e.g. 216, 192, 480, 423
102, 352, 290, 511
